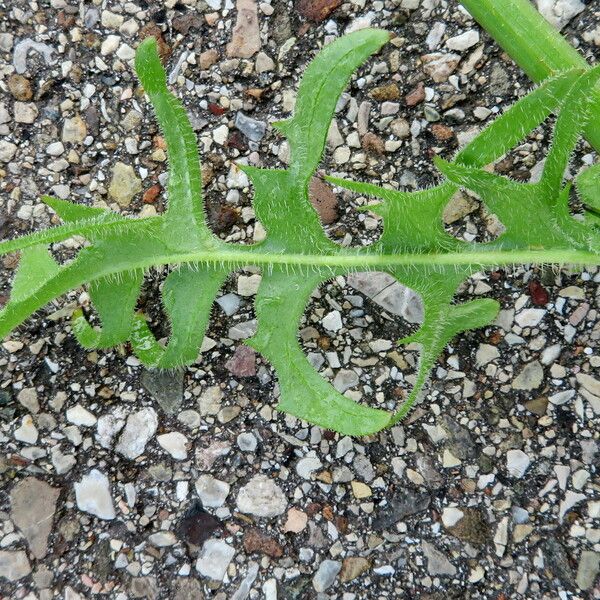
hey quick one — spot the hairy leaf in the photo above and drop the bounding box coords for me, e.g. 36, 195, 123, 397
0, 31, 598, 436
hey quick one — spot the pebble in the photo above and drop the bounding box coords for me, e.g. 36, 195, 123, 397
115, 407, 158, 459
226, 0, 260, 58
536, 0, 585, 30
225, 345, 257, 377
235, 112, 267, 142
14, 102, 38, 123
515, 308, 545, 327
296, 456, 323, 479
442, 507, 465, 528
576, 551, 600, 591
238, 274, 261, 296
13, 39, 55, 74
237, 432, 258, 452
255, 51, 275, 73
74, 469, 116, 520
0, 551, 31, 582
237, 474, 287, 517
475, 343, 499, 367
421, 541, 456, 576
148, 531, 177, 547
14, 415, 38, 444
195, 475, 230, 508
8, 74, 32, 101
512, 361, 544, 390
108, 162, 142, 207
340, 557, 370, 583
66, 404, 97, 427
216, 293, 241, 316
446, 30, 480, 51
421, 52, 461, 82
333, 369, 359, 393
313, 559, 342, 592
17, 388, 38, 413
0, 140, 17, 162
198, 385, 223, 416
284, 508, 308, 533
196, 539, 235, 581
506, 449, 531, 478
141, 369, 183, 415
157, 432, 188, 460
10, 477, 60, 559
62, 114, 87, 143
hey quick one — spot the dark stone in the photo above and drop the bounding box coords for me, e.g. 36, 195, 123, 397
297, 0, 342, 22
172, 12, 202, 34
92, 540, 112, 583
447, 509, 491, 546
372, 490, 431, 530
441, 416, 477, 460
141, 369, 183, 415
176, 501, 221, 547
541, 538, 576, 587
278, 575, 312, 600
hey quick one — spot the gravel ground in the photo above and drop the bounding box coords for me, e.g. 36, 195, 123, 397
0, 0, 599, 598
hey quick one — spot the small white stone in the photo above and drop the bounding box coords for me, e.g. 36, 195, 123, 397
148, 531, 177, 547
442, 507, 464, 527
322, 310, 343, 332
115, 407, 158, 460
296, 456, 323, 479
14, 102, 38, 123
14, 415, 38, 444
237, 432, 258, 452
0, 140, 17, 162
196, 539, 234, 581
74, 469, 115, 520
237, 474, 287, 517
46, 141, 65, 156
515, 308, 546, 328
66, 404, 97, 427
101, 35, 121, 56
213, 124, 229, 145
446, 30, 480, 51
157, 432, 188, 460
237, 274, 262, 296
506, 449, 531, 478
195, 475, 230, 508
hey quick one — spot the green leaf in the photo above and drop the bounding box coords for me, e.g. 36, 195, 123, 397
1, 31, 599, 436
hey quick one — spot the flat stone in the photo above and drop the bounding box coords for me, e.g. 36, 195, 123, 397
196, 539, 235, 581
195, 475, 230, 508
62, 114, 87, 143
226, 0, 260, 58
157, 432, 188, 460
536, 0, 585, 30
108, 161, 142, 207
512, 361, 544, 390
0, 550, 31, 582
576, 551, 600, 591
577, 373, 600, 397
421, 52, 461, 83
237, 432, 258, 452
235, 112, 266, 142
14, 101, 38, 123
506, 449, 531, 478
17, 388, 38, 413
372, 490, 431, 530
115, 407, 157, 459
296, 456, 323, 479
66, 404, 96, 427
340, 557, 370, 583
333, 369, 359, 393
14, 414, 38, 444
283, 508, 308, 533
176, 501, 221, 546
0, 140, 17, 162
421, 541, 456, 576
445, 30, 480, 51
141, 369, 183, 415
74, 469, 115, 520
173, 578, 204, 600
10, 477, 60, 559
237, 474, 287, 517
225, 345, 256, 377
130, 576, 159, 600
198, 385, 223, 416
322, 310, 343, 332
313, 559, 342, 592
475, 343, 499, 367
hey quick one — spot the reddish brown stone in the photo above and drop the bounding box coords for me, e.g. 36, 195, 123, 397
208, 102, 226, 116
243, 528, 283, 558
308, 177, 338, 225
528, 280, 549, 306
225, 346, 256, 377
430, 123, 454, 141
405, 82, 425, 107
297, 0, 342, 22
143, 184, 161, 204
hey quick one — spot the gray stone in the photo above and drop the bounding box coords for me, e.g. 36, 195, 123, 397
196, 539, 235, 581
536, 0, 584, 30
333, 369, 359, 393
74, 469, 115, 520
576, 551, 600, 591
173, 578, 205, 600
372, 490, 431, 530
506, 449, 531, 478
115, 407, 157, 459
237, 474, 287, 517
61, 114, 87, 144
296, 456, 323, 479
421, 541, 456, 576
512, 361, 544, 390
10, 477, 60, 559
235, 112, 267, 142
237, 432, 258, 452
141, 369, 184, 415
130, 576, 159, 600
0, 550, 31, 582
195, 475, 230, 508
216, 293, 241, 316
446, 30, 479, 51
313, 559, 342, 592
157, 432, 188, 460
0, 140, 17, 162
13, 39, 55, 74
